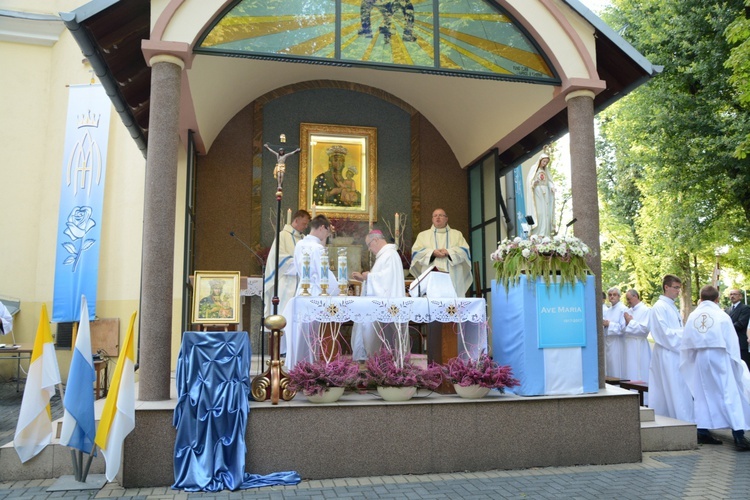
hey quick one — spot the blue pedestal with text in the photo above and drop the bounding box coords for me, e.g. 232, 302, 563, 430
491, 275, 598, 395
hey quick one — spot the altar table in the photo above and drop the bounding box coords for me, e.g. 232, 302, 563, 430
283, 296, 488, 369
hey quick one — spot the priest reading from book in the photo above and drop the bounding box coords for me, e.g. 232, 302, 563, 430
410, 208, 472, 297
350, 230, 405, 360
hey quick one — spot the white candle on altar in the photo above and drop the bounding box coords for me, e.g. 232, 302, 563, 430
301, 252, 311, 286
286, 208, 292, 226
320, 248, 329, 282
311, 204, 317, 218
337, 248, 348, 284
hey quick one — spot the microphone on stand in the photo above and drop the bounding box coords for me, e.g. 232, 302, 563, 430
564, 218, 577, 237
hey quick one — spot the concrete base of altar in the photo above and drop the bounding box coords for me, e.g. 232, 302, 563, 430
113, 388, 640, 487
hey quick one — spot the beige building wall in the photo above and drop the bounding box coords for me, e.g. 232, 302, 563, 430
0, 1, 188, 380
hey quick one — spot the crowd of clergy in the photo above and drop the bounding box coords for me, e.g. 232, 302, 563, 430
604, 276, 750, 450
263, 207, 471, 367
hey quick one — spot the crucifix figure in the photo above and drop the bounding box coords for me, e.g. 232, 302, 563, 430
264, 143, 300, 191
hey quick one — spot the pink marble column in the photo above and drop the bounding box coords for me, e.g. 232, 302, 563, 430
139, 55, 183, 401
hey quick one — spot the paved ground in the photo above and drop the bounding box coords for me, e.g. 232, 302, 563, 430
4, 380, 750, 498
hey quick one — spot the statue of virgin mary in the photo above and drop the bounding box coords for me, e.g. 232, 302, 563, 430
526, 153, 556, 237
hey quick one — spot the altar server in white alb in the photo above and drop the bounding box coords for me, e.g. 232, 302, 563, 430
603, 287, 627, 378
285, 215, 340, 368
410, 208, 472, 296
351, 230, 406, 360
621, 289, 652, 383
263, 209, 310, 318
292, 215, 339, 297
680, 285, 750, 450
648, 275, 693, 422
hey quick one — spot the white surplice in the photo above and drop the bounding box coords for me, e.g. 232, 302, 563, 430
351, 244, 406, 360
285, 235, 340, 368
410, 225, 472, 296
263, 224, 303, 318
680, 300, 750, 431
648, 295, 693, 422
621, 301, 652, 383
604, 301, 627, 378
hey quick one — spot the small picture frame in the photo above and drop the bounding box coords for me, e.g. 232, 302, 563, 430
192, 271, 241, 325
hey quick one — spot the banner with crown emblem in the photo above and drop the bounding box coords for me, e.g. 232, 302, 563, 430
52, 85, 112, 322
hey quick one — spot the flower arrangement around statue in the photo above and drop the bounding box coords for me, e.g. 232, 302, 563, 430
287, 355, 360, 403
491, 235, 591, 291
443, 353, 519, 399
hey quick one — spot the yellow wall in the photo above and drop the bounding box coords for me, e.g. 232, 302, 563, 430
0, 1, 187, 382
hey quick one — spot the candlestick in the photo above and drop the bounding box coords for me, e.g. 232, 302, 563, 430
301, 251, 311, 295
312, 204, 317, 219
320, 248, 329, 296
337, 248, 348, 286
286, 208, 292, 226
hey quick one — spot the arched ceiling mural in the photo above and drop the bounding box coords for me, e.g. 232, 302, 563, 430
197, 0, 558, 84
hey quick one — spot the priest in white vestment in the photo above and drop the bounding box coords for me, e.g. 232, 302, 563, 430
410, 208, 472, 297
603, 287, 627, 378
648, 275, 693, 422
621, 289, 652, 383
351, 230, 406, 360
263, 209, 310, 319
285, 215, 340, 367
680, 285, 750, 449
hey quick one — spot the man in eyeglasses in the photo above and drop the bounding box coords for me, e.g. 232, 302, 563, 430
648, 275, 694, 427
725, 289, 750, 370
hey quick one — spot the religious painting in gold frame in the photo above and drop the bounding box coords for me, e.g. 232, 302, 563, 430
192, 271, 241, 325
299, 123, 377, 221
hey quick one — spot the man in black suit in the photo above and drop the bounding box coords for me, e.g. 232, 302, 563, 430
726, 289, 750, 369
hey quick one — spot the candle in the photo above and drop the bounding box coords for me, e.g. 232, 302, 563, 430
311, 204, 317, 219
320, 247, 329, 282
301, 252, 311, 286
286, 208, 292, 226
369, 203, 374, 229
337, 248, 348, 284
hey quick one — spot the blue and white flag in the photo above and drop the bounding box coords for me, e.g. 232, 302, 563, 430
513, 165, 527, 237
59, 295, 96, 454
52, 85, 112, 322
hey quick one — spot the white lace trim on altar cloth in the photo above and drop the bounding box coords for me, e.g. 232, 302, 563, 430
240, 277, 263, 297
288, 297, 486, 324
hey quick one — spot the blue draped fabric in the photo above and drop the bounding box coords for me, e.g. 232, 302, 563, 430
172, 331, 301, 491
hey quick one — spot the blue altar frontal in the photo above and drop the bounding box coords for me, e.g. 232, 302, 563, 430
491, 275, 599, 396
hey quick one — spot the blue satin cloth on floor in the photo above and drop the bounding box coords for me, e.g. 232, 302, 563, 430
172, 331, 301, 491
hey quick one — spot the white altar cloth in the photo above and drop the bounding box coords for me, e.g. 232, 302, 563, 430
283, 296, 488, 368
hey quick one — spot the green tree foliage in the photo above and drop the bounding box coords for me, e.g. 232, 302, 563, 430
597, 0, 750, 312
725, 0, 750, 158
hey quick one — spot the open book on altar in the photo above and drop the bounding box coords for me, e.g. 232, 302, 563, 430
408, 266, 457, 298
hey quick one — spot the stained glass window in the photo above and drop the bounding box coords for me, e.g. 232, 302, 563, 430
197, 0, 558, 83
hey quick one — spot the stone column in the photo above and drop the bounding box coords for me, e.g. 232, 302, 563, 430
565, 90, 604, 389
139, 55, 184, 401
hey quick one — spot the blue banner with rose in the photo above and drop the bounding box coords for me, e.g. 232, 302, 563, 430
52, 85, 112, 322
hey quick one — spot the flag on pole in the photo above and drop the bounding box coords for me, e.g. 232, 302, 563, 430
59, 295, 96, 454
14, 304, 62, 463
95, 311, 137, 481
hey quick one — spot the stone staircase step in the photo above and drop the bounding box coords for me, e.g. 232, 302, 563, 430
639, 406, 655, 422
640, 414, 697, 452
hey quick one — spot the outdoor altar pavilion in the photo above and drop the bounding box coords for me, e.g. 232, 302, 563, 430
0, 0, 661, 486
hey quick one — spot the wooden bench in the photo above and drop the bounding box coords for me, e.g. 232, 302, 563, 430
619, 380, 648, 406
